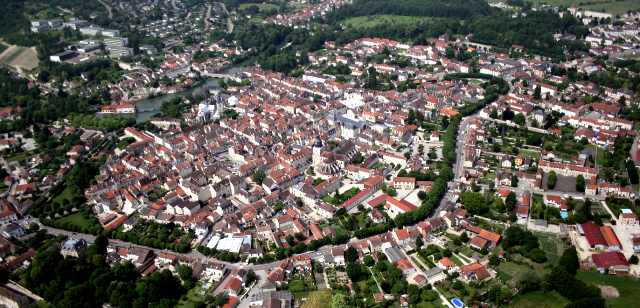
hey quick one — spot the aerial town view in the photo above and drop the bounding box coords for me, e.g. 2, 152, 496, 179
1, 0, 640, 307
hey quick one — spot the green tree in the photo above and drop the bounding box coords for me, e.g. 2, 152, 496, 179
332, 293, 350, 308
363, 255, 375, 267
460, 231, 469, 243
286, 235, 295, 246
511, 175, 519, 187
489, 254, 501, 266
517, 269, 540, 294
346, 262, 362, 281
514, 113, 526, 125
246, 269, 256, 284
29, 222, 40, 232
558, 246, 580, 275
253, 170, 266, 185
178, 264, 193, 282
505, 192, 517, 212
345, 247, 359, 263
547, 171, 557, 189
576, 175, 585, 192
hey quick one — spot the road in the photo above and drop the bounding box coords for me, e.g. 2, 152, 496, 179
40, 224, 335, 271
97, 0, 113, 19
204, 4, 212, 30
217, 2, 234, 33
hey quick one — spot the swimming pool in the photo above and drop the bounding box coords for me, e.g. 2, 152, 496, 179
561, 211, 568, 218
452, 298, 463, 308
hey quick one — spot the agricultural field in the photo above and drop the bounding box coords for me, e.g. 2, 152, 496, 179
300, 290, 332, 308
0, 45, 39, 71
344, 14, 438, 29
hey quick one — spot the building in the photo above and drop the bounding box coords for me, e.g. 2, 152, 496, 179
578, 223, 622, 251
459, 262, 491, 281
397, 259, 416, 275
0, 284, 32, 308
49, 50, 77, 62
79, 27, 103, 36
592, 251, 630, 274
104, 37, 129, 48
619, 209, 638, 225
108, 46, 134, 58
60, 238, 87, 258
63, 20, 90, 30
0, 200, 18, 226
393, 177, 416, 190
1, 223, 25, 239
30, 20, 50, 33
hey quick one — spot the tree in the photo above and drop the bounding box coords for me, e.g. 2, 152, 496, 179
178, 264, 193, 282
296, 198, 303, 207
246, 269, 256, 284
294, 232, 304, 241
29, 222, 40, 232
547, 171, 557, 189
332, 294, 350, 308
517, 269, 540, 294
576, 175, 585, 192
253, 170, 266, 185
346, 262, 362, 281
417, 191, 427, 200
345, 247, 358, 263
533, 85, 542, 99
514, 113, 526, 125
363, 255, 375, 267
505, 192, 517, 212
489, 254, 501, 266
511, 175, 519, 187
415, 237, 424, 249
630, 255, 639, 265
527, 248, 547, 263
593, 213, 603, 226
215, 292, 230, 307
558, 246, 580, 275
460, 231, 469, 243
286, 235, 295, 246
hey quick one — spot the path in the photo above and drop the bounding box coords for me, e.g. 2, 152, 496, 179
367, 266, 383, 292
57, 6, 72, 14
217, 2, 234, 33
97, 0, 113, 18
598, 200, 617, 221
204, 4, 212, 30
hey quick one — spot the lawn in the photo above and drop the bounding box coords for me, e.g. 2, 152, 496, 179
177, 285, 205, 308
57, 212, 91, 229
496, 268, 513, 283
239, 3, 279, 11
344, 14, 439, 29
300, 290, 332, 308
497, 261, 534, 283
577, 270, 640, 307
519, 149, 541, 159
448, 255, 464, 267
52, 187, 73, 204
504, 290, 570, 308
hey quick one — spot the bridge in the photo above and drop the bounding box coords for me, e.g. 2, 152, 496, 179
203, 73, 232, 78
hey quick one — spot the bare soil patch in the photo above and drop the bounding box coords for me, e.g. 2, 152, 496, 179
599, 285, 620, 299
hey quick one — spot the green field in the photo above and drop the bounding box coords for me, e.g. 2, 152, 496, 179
500, 0, 640, 15
300, 290, 332, 308
0, 43, 7, 55
577, 270, 640, 307
239, 3, 279, 11
344, 14, 439, 29
519, 149, 541, 159
177, 285, 205, 308
57, 212, 91, 229
52, 187, 73, 204
496, 268, 513, 283
504, 290, 570, 308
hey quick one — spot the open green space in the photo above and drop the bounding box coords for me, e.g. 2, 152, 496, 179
52, 187, 73, 204
344, 14, 439, 29
57, 212, 91, 229
177, 285, 205, 308
300, 290, 332, 308
519, 149, 541, 159
449, 255, 464, 267
504, 290, 570, 308
577, 270, 640, 307
239, 3, 279, 11
496, 267, 513, 283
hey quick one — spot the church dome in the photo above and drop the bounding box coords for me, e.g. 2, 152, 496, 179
313, 136, 323, 148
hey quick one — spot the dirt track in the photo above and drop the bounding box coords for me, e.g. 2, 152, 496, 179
0, 44, 39, 72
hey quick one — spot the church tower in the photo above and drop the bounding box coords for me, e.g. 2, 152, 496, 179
312, 135, 324, 166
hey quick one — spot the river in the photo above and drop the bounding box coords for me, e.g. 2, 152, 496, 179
95, 63, 248, 122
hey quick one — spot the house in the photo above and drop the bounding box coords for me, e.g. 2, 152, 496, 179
619, 209, 638, 225
202, 261, 227, 279
397, 259, 416, 275
1, 223, 25, 239
438, 257, 456, 270
424, 266, 443, 279
430, 131, 440, 142
501, 156, 512, 168
61, 238, 87, 258
469, 236, 488, 250
368, 208, 386, 223
592, 251, 630, 274
393, 177, 416, 190
0, 284, 32, 308
332, 247, 345, 265
413, 274, 427, 287
459, 262, 491, 281
225, 277, 244, 296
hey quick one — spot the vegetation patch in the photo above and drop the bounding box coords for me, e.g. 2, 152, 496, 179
504, 290, 570, 308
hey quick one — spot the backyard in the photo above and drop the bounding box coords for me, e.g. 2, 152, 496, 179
300, 290, 332, 308
177, 285, 206, 308
577, 270, 640, 307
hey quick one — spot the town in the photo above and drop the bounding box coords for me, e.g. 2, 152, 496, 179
0, 1, 640, 308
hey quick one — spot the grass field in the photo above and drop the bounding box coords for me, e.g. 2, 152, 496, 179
239, 3, 279, 11
577, 270, 640, 307
52, 187, 73, 204
504, 290, 570, 308
519, 149, 541, 159
177, 285, 205, 308
504, 0, 640, 15
344, 14, 438, 29
57, 212, 91, 229
449, 255, 464, 266
300, 290, 332, 308
496, 267, 513, 283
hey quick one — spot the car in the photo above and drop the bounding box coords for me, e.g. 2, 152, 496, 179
301, 298, 308, 301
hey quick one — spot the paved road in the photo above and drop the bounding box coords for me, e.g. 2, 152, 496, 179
97, 0, 113, 18
218, 2, 234, 33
